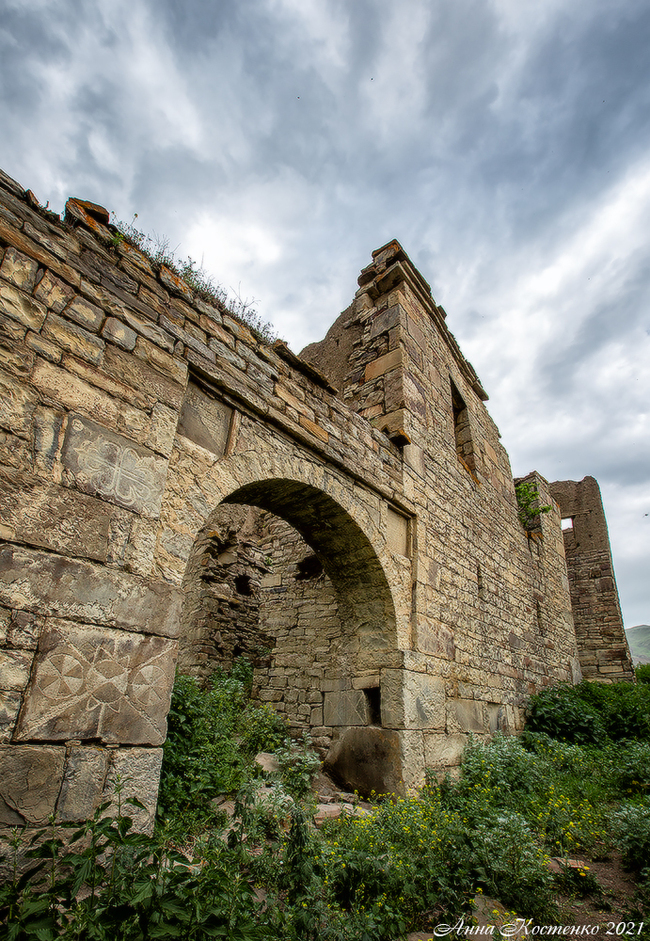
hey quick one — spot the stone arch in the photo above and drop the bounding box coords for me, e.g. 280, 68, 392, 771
174, 469, 401, 758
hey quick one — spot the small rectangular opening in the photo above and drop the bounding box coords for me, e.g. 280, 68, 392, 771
364, 686, 382, 726
561, 517, 574, 531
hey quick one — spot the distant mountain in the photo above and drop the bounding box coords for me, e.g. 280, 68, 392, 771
625, 624, 650, 664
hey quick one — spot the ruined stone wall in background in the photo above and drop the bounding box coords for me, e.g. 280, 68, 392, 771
176, 505, 273, 683
256, 514, 342, 752
0, 167, 409, 839
549, 477, 633, 681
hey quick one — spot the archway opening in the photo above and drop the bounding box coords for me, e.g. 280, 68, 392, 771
177, 479, 398, 761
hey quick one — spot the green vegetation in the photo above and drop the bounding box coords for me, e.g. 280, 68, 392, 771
4, 668, 650, 939
514, 479, 551, 531
110, 214, 278, 344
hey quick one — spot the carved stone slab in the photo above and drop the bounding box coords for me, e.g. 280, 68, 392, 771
14, 621, 176, 745
177, 380, 232, 456
62, 415, 167, 517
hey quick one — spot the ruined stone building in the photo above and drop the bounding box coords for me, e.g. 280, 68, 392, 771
0, 167, 633, 836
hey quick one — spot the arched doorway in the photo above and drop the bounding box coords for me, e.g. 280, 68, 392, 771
175, 477, 403, 791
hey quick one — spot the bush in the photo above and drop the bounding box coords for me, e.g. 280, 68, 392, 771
525, 684, 606, 745
637, 664, 650, 685
610, 740, 650, 796
614, 799, 650, 870
525, 680, 650, 746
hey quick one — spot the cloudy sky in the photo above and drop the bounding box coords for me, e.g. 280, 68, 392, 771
1, 0, 648, 627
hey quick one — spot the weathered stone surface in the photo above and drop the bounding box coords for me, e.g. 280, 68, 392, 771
63, 296, 105, 331
0, 248, 39, 292
34, 270, 77, 313
145, 402, 178, 457
103, 344, 184, 409
0, 368, 38, 437
15, 621, 176, 745
423, 732, 468, 769
0, 745, 66, 824
0, 690, 22, 742
0, 476, 112, 561
42, 312, 105, 364
323, 689, 369, 726
0, 279, 47, 330
324, 727, 403, 797
56, 746, 110, 821
62, 415, 168, 517
177, 380, 232, 455
0, 544, 183, 638
386, 506, 409, 556
102, 316, 137, 350
381, 669, 445, 730
0, 649, 33, 690
102, 747, 163, 834
25, 330, 62, 362
447, 698, 486, 734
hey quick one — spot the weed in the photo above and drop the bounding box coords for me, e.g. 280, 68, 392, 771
110, 213, 278, 344
515, 479, 551, 531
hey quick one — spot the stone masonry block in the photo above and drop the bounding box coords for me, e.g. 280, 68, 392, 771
0, 544, 183, 638
0, 368, 38, 438
102, 316, 137, 350
447, 698, 486, 734
56, 746, 110, 822
423, 732, 467, 769
323, 688, 369, 726
42, 312, 105, 364
381, 668, 445, 730
0, 744, 66, 825
0, 649, 33, 691
0, 690, 22, 742
33, 270, 76, 313
62, 415, 168, 517
0, 248, 39, 292
0, 279, 47, 330
102, 747, 164, 834
0, 478, 112, 562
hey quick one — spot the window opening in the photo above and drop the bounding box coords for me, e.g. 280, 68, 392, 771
450, 379, 476, 472
234, 574, 252, 596
561, 518, 574, 531
296, 554, 323, 580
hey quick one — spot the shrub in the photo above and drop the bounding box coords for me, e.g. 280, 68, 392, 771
525, 684, 606, 745
613, 799, 650, 870
636, 664, 650, 685
611, 740, 650, 796
469, 810, 557, 922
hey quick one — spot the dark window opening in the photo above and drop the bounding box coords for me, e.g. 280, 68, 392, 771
296, 554, 324, 580
536, 599, 544, 634
364, 686, 382, 726
450, 379, 476, 472
234, 574, 253, 596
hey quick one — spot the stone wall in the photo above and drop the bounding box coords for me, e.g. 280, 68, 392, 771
549, 477, 633, 681
0, 167, 625, 835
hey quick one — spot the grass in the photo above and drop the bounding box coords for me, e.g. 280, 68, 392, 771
110, 214, 278, 344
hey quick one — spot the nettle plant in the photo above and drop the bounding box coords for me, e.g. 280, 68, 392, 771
515, 480, 551, 533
